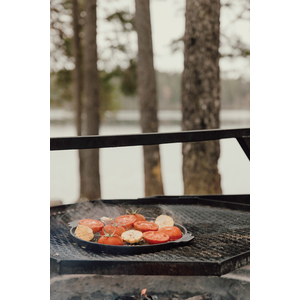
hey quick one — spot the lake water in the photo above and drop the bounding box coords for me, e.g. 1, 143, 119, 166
50, 109, 250, 204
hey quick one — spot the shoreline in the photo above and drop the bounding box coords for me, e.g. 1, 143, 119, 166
50, 108, 250, 126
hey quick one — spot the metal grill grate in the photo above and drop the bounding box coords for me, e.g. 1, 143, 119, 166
50, 198, 249, 276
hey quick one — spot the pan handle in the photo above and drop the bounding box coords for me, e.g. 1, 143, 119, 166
173, 233, 194, 243
68, 220, 80, 228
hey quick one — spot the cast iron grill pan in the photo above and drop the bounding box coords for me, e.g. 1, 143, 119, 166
69, 220, 194, 254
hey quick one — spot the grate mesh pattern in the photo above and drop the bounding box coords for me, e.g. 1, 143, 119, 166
50, 201, 249, 265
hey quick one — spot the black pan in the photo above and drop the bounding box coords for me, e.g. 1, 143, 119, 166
69, 220, 194, 254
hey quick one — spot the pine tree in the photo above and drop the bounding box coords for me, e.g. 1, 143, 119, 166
181, 0, 222, 195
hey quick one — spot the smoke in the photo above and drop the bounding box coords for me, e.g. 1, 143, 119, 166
51, 200, 185, 230
157, 205, 183, 225
51, 201, 122, 227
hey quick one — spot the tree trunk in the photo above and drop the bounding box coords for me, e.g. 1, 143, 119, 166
81, 0, 101, 200
71, 0, 85, 200
135, 0, 164, 197
181, 0, 222, 195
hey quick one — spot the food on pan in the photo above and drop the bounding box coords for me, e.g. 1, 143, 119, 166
75, 225, 94, 241
115, 214, 138, 230
142, 231, 170, 244
121, 230, 143, 244
100, 217, 114, 225
97, 226, 124, 245
155, 215, 174, 228
101, 224, 125, 236
78, 219, 104, 233
126, 209, 146, 221
133, 221, 159, 232
158, 226, 183, 241
97, 235, 124, 245
73, 210, 186, 247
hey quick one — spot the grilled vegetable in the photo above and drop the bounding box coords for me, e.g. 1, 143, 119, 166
97, 235, 124, 245
101, 224, 125, 236
97, 227, 124, 245
126, 208, 146, 221
115, 215, 138, 230
158, 226, 183, 241
155, 215, 174, 228
78, 219, 104, 233
75, 225, 94, 241
133, 221, 159, 232
121, 230, 143, 244
100, 217, 114, 225
142, 231, 170, 244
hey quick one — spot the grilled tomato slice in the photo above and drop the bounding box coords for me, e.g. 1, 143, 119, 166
126, 209, 146, 221
101, 224, 125, 236
98, 227, 124, 245
133, 221, 159, 232
97, 236, 124, 245
142, 231, 170, 244
158, 226, 183, 241
78, 219, 104, 233
115, 215, 138, 230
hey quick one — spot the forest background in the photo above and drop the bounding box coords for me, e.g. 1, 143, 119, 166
50, 0, 250, 113
50, 0, 250, 203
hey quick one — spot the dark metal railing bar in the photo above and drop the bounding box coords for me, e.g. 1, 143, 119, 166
236, 136, 250, 160
50, 127, 250, 152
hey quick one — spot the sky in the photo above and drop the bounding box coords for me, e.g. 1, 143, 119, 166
97, 0, 250, 79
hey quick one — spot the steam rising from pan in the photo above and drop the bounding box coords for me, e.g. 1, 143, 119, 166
57, 200, 182, 228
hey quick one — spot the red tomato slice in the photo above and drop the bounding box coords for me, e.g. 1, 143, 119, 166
101, 225, 125, 236
97, 236, 124, 246
142, 231, 170, 244
126, 209, 146, 221
158, 226, 183, 241
133, 214, 146, 221
78, 219, 104, 233
134, 221, 159, 232
115, 215, 137, 230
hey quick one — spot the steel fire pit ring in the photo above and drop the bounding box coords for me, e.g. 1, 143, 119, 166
69, 221, 194, 255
